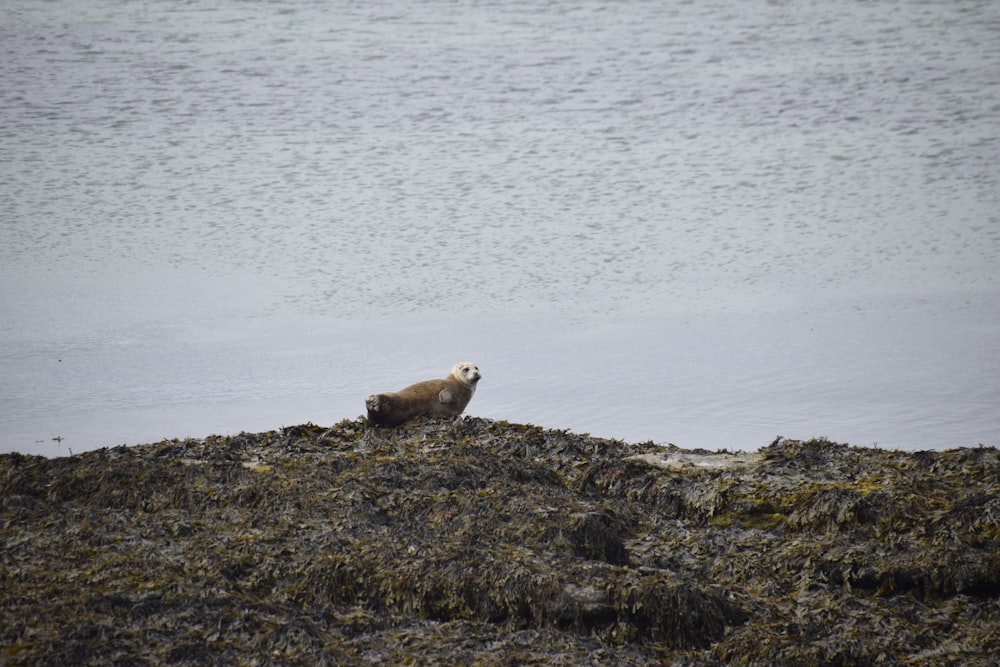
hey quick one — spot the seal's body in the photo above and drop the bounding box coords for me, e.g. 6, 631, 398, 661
365, 362, 481, 427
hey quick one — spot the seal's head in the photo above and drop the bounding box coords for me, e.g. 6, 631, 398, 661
451, 362, 482, 390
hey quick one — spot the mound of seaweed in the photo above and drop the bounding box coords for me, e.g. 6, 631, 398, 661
2, 418, 998, 665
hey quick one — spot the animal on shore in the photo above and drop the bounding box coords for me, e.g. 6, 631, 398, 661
365, 362, 482, 427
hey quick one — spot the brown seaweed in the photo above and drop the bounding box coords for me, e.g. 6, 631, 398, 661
2, 418, 997, 665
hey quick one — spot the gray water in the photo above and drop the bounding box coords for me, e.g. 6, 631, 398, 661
3, 0, 999, 456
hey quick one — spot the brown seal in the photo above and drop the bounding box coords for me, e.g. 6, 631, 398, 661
365, 362, 482, 427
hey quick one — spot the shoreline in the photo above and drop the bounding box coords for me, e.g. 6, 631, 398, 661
3, 417, 998, 664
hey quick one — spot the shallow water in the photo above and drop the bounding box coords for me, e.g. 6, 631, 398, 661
2, 0, 999, 455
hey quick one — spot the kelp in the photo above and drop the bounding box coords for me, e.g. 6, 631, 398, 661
1, 418, 997, 665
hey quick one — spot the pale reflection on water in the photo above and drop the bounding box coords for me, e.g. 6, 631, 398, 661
4, 295, 997, 455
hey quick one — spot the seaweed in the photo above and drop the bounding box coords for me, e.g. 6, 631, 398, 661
2, 420, 997, 664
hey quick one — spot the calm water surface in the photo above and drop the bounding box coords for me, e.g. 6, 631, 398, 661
2, 0, 999, 455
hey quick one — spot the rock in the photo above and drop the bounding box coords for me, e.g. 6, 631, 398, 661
1, 418, 997, 664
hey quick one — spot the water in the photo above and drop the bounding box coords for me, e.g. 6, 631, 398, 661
2, 0, 999, 456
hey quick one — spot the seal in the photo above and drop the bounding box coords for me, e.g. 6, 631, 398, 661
365, 362, 482, 427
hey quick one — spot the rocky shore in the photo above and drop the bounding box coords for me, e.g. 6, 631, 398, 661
2, 417, 998, 665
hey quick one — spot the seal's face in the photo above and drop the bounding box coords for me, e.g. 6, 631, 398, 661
453, 362, 481, 387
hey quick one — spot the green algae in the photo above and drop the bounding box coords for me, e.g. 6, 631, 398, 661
2, 420, 998, 665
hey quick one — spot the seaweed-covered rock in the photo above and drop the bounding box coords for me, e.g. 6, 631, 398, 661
1, 421, 997, 665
